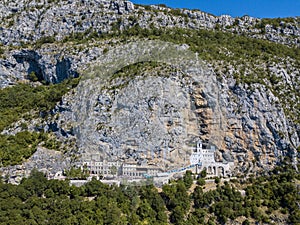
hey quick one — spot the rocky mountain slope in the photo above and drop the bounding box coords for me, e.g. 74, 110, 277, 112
0, 0, 299, 47
0, 0, 299, 180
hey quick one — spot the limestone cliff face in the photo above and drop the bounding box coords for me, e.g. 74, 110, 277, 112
52, 41, 228, 171
0, 0, 299, 177
219, 79, 298, 173
37, 40, 297, 175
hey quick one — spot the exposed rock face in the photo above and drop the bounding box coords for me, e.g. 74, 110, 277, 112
93, 75, 196, 166
219, 81, 298, 173
0, 0, 299, 47
51, 41, 227, 171
38, 40, 296, 175
110, 0, 134, 14
0, 1, 299, 179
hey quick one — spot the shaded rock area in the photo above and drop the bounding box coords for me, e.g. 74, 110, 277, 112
0, 48, 78, 87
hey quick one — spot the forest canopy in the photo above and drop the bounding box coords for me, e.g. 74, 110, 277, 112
0, 165, 299, 225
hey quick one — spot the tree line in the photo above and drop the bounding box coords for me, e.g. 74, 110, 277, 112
0, 164, 299, 224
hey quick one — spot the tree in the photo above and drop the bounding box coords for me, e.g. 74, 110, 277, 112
64, 166, 88, 180
110, 165, 118, 178
44, 189, 55, 198
197, 178, 205, 186
214, 177, 221, 184
170, 206, 185, 225
175, 181, 190, 211
207, 217, 216, 225
136, 199, 156, 223
183, 170, 193, 189
242, 219, 250, 225
84, 177, 107, 196
200, 168, 207, 178
21, 169, 48, 196
187, 208, 206, 225
193, 186, 204, 208
28, 71, 39, 82
104, 201, 126, 225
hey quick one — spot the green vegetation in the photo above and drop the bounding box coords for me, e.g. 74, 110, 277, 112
104, 61, 175, 91
0, 130, 65, 167
0, 131, 46, 167
34, 36, 56, 48
0, 78, 80, 166
0, 46, 4, 55
195, 164, 300, 225
42, 137, 62, 152
168, 8, 189, 19
28, 71, 39, 82
261, 17, 297, 28
62, 25, 299, 62
119, 26, 299, 62
183, 170, 193, 188
254, 17, 298, 34
197, 177, 205, 186
64, 166, 89, 180
0, 129, 72, 167
0, 165, 298, 224
0, 78, 80, 132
